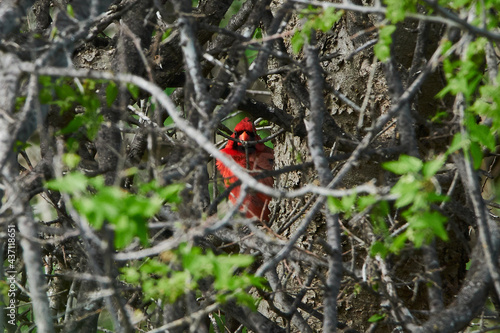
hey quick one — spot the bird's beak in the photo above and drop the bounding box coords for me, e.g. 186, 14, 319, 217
239, 131, 250, 142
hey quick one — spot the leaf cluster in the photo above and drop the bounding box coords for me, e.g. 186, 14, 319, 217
46, 171, 183, 248
121, 243, 267, 309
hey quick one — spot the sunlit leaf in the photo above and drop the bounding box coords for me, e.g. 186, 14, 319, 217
327, 196, 343, 213
383, 155, 423, 174
374, 25, 396, 61
447, 133, 468, 155
422, 155, 445, 178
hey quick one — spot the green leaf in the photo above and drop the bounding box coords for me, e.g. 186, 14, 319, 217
469, 141, 483, 169
53, 84, 78, 111
164, 87, 176, 96
122, 243, 263, 307
88, 175, 105, 189
63, 153, 81, 169
127, 83, 140, 99
374, 25, 396, 61
245, 46, 259, 64
427, 212, 448, 241
47, 171, 170, 248
74, 197, 106, 229
368, 313, 386, 323
67, 4, 75, 18
114, 218, 136, 248
14, 140, 31, 152
60, 115, 85, 134
379, 24, 396, 39
369, 200, 390, 235
422, 155, 445, 178
468, 121, 496, 151
374, 200, 389, 216
340, 192, 357, 217
159, 183, 184, 203
235, 292, 258, 310
80, 93, 101, 112
430, 110, 449, 123
327, 196, 343, 213
314, 7, 343, 31
389, 233, 407, 253
161, 28, 172, 41
55, 84, 77, 100
121, 267, 141, 283
106, 82, 119, 107
135, 217, 149, 246
39, 75, 52, 87
383, 0, 416, 22
374, 43, 391, 62
447, 133, 468, 155
371, 215, 389, 235
244, 28, 262, 64
141, 259, 170, 275
46, 172, 89, 193
213, 256, 254, 290
406, 211, 448, 246
383, 155, 423, 174
391, 175, 421, 208
83, 79, 97, 91
291, 31, 305, 54
370, 241, 389, 258
246, 274, 268, 290
357, 195, 377, 211
426, 192, 449, 204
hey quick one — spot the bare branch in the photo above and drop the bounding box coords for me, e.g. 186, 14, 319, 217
304, 33, 342, 333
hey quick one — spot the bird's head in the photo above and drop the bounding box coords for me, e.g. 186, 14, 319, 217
226, 118, 260, 153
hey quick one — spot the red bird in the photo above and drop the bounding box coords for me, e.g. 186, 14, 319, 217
216, 118, 274, 222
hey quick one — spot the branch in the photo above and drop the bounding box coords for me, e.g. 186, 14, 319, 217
2, 174, 54, 332
408, 236, 496, 333
452, 33, 500, 299
290, 0, 500, 42
304, 33, 342, 333
326, 38, 444, 191
375, 256, 416, 327
172, 0, 213, 117
265, 269, 313, 333
0, 51, 22, 172
11, 63, 398, 204
255, 196, 324, 276
220, 300, 286, 333
17, 211, 56, 333
421, 0, 500, 42
383, 54, 419, 157
304, 34, 333, 187
455, 149, 500, 296
0, 0, 37, 37
207, 0, 288, 135
148, 302, 220, 333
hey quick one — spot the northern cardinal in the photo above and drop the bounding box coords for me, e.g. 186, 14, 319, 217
216, 118, 274, 222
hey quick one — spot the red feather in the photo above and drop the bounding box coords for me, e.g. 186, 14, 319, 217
216, 118, 274, 222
